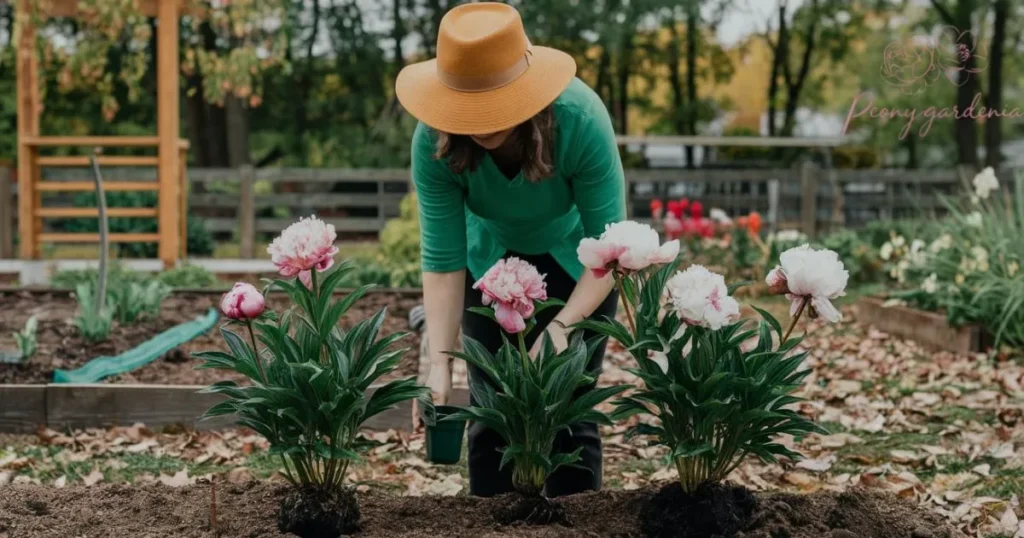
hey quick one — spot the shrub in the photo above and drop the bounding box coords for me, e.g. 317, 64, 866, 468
156, 264, 219, 289
108, 280, 171, 324
444, 258, 625, 503
578, 224, 846, 494
198, 217, 426, 538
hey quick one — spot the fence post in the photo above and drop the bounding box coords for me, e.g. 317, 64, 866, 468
766, 178, 780, 236
377, 177, 386, 231
624, 173, 634, 219
800, 161, 818, 238
0, 164, 12, 258
239, 165, 255, 259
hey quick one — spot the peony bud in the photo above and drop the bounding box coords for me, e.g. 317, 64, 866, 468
221, 282, 266, 320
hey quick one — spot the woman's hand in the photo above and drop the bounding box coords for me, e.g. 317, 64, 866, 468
529, 322, 569, 359
413, 357, 452, 431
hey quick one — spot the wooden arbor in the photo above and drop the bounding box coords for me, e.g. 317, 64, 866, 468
15, 0, 188, 268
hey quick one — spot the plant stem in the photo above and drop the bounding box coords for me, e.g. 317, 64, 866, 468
615, 275, 637, 335
518, 332, 530, 368
245, 320, 267, 382
781, 297, 808, 345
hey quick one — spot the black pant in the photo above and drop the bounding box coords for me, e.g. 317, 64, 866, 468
462, 251, 618, 498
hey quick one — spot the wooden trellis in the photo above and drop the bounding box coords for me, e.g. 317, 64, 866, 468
15, 0, 189, 268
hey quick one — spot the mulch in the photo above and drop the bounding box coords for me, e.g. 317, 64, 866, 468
0, 481, 963, 538
0, 291, 421, 385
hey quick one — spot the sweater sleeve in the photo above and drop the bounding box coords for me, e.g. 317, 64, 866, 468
411, 123, 467, 273
570, 110, 627, 238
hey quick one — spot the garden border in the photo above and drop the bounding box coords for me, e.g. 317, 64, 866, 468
0, 384, 470, 434
854, 296, 990, 354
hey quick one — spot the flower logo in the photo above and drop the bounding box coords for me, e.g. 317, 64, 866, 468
880, 26, 986, 93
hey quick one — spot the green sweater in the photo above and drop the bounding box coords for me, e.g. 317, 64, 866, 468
412, 78, 626, 281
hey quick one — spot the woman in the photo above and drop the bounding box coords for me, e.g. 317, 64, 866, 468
395, 2, 625, 498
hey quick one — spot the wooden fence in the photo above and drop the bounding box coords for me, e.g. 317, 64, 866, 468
1, 164, 1015, 258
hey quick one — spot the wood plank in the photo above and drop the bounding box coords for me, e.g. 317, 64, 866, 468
41, 0, 192, 18
157, 0, 181, 269
38, 233, 161, 243
36, 207, 158, 218
23, 135, 160, 147
239, 165, 255, 258
190, 192, 406, 209
203, 218, 383, 234
0, 385, 48, 433
36, 181, 159, 192
39, 384, 468, 433
37, 156, 160, 167
855, 297, 989, 354
254, 168, 410, 183
0, 166, 12, 258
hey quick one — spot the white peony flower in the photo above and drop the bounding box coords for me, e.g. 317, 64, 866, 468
972, 166, 999, 200
709, 208, 732, 225
965, 212, 983, 228
765, 244, 849, 323
665, 265, 740, 330
929, 234, 953, 253
922, 273, 938, 294
578, 221, 680, 278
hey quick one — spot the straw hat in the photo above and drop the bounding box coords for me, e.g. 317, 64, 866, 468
395, 2, 577, 136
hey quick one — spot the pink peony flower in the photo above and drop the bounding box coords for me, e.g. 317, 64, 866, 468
665, 265, 739, 330
577, 221, 680, 278
267, 216, 339, 277
220, 282, 266, 320
473, 257, 548, 334
765, 244, 849, 323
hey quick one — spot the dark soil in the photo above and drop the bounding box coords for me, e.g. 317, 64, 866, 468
492, 494, 568, 526
642, 482, 757, 538
278, 487, 360, 538
0, 291, 421, 385
0, 482, 964, 538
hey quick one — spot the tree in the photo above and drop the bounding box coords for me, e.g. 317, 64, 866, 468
929, 0, 981, 167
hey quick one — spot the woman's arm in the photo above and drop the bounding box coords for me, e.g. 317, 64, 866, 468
411, 123, 468, 405
534, 107, 626, 355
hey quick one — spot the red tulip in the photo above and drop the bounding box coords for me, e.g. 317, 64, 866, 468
667, 200, 683, 218
690, 201, 704, 220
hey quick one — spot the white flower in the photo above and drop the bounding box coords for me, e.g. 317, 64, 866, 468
765, 244, 849, 323
971, 246, 989, 262
880, 242, 894, 261
922, 273, 938, 294
895, 260, 910, 283
709, 208, 732, 225
965, 212, 983, 228
666, 265, 740, 330
929, 234, 953, 253
972, 166, 999, 200
578, 221, 680, 277
770, 230, 806, 243
1009, 262, 1020, 277
909, 239, 927, 266
891, 235, 906, 249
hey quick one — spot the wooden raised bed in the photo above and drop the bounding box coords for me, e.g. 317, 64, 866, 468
0, 383, 469, 434
855, 296, 991, 354
0, 287, 458, 433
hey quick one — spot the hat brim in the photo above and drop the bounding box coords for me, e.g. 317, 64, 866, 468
395, 46, 577, 136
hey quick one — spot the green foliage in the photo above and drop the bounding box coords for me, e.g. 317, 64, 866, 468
445, 302, 626, 496
156, 264, 219, 289
73, 283, 115, 343
196, 262, 428, 494
108, 280, 171, 325
894, 173, 1024, 346
12, 316, 39, 361
55, 192, 215, 258
580, 262, 823, 493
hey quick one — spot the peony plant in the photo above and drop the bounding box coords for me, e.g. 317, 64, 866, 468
579, 225, 847, 494
198, 216, 426, 538
441, 257, 626, 512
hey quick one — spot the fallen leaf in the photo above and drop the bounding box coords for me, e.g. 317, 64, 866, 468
82, 469, 104, 486
795, 455, 836, 472
158, 468, 194, 487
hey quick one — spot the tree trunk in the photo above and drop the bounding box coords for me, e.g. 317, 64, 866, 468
684, 4, 698, 168
766, 2, 787, 137
666, 10, 684, 134
617, 31, 634, 134
985, 0, 1008, 168
596, 47, 612, 108
392, 0, 406, 70
781, 0, 817, 136
953, 0, 980, 167
225, 97, 250, 166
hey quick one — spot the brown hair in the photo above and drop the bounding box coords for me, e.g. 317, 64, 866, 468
434, 105, 556, 182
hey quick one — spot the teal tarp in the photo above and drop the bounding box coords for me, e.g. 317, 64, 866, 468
53, 308, 219, 384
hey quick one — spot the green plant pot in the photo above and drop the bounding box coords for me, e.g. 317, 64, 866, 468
425, 405, 465, 465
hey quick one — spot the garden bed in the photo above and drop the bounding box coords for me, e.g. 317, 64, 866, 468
854, 297, 992, 354
0, 289, 423, 385
0, 482, 962, 538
